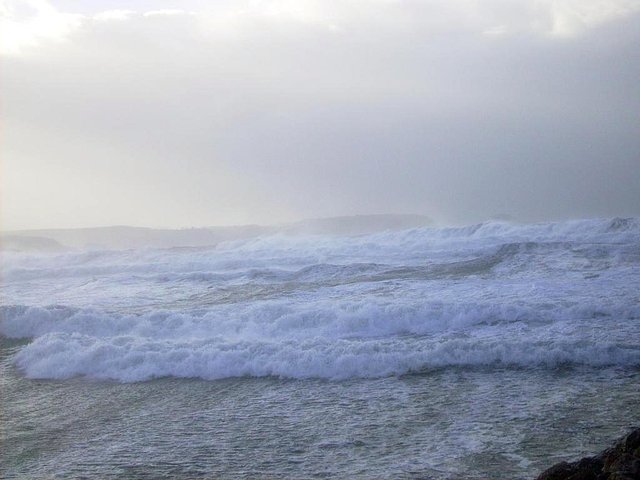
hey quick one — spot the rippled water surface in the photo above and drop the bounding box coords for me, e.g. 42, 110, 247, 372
2, 218, 639, 478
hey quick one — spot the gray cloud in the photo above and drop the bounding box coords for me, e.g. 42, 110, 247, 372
2, 0, 639, 228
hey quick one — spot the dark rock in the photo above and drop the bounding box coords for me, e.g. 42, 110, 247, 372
567, 470, 599, 480
535, 428, 640, 480
577, 457, 605, 473
623, 430, 640, 453
535, 456, 605, 480
607, 474, 636, 480
601, 447, 623, 471
536, 461, 578, 480
607, 453, 637, 474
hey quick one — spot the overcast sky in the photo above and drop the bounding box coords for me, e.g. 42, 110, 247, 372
2, 0, 639, 229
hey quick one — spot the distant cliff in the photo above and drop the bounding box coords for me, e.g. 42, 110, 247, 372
2, 214, 432, 250
1, 235, 66, 252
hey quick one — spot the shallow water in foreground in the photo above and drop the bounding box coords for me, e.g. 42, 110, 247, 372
2, 348, 639, 479
1, 217, 639, 478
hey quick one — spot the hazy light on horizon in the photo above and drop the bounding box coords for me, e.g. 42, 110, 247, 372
2, 0, 639, 230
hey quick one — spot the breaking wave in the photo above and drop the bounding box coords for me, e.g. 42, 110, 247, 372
1, 217, 639, 382
11, 333, 640, 382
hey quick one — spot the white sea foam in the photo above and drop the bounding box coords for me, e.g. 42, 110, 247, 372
1, 217, 639, 381
12, 333, 640, 382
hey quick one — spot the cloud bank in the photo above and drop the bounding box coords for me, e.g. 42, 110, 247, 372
2, 0, 639, 228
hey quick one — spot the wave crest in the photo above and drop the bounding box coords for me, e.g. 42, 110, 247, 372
14, 333, 640, 382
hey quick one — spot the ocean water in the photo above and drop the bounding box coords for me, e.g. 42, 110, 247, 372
1, 217, 639, 479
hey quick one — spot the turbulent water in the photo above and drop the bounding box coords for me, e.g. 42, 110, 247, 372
2, 217, 639, 478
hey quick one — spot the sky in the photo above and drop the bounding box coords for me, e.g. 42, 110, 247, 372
1, 0, 639, 230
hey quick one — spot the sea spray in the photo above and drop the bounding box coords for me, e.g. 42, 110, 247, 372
2, 217, 639, 382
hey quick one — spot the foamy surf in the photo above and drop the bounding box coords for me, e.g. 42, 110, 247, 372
1, 217, 639, 382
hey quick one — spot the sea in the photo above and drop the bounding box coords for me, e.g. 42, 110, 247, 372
1, 217, 639, 479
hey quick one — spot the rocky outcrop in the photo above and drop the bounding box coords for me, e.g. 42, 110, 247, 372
536, 428, 640, 480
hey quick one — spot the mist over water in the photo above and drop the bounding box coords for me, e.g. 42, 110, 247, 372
2, 217, 639, 382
